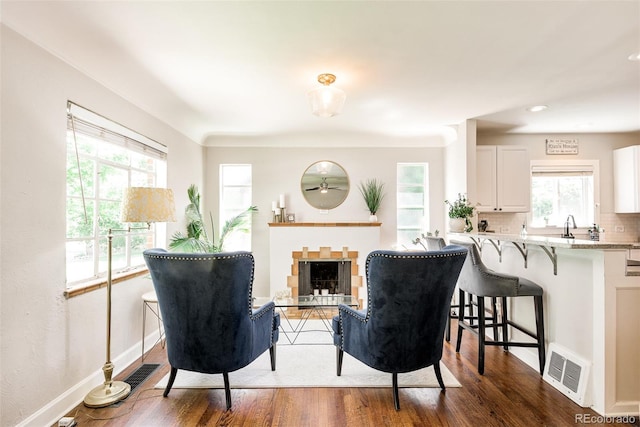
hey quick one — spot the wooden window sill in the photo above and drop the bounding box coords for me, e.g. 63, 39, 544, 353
64, 267, 150, 298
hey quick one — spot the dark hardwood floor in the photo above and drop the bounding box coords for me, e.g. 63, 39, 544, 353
62, 321, 638, 426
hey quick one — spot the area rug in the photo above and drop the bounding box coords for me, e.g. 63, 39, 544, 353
154, 338, 461, 389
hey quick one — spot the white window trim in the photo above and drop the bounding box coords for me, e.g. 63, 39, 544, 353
527, 159, 600, 232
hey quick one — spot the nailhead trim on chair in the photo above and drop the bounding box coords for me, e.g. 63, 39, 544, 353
338, 247, 468, 349
145, 251, 275, 345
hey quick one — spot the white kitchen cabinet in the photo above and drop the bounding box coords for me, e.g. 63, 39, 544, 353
476, 146, 530, 212
613, 145, 640, 213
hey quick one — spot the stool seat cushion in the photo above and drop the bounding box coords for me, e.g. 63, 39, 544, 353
517, 277, 543, 297
450, 240, 543, 297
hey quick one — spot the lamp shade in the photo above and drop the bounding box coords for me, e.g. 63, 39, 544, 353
308, 73, 346, 118
308, 85, 346, 118
121, 187, 176, 223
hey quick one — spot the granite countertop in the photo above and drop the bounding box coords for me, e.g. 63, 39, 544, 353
449, 232, 634, 250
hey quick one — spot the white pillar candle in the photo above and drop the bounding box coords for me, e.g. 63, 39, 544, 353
279, 194, 285, 208
272, 201, 277, 211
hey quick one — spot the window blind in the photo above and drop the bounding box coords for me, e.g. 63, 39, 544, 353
67, 101, 167, 160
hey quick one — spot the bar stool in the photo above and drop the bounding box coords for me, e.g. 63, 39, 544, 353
141, 290, 165, 362
451, 240, 546, 375
422, 236, 485, 342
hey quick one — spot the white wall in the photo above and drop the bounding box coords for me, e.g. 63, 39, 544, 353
204, 146, 446, 297
0, 26, 203, 426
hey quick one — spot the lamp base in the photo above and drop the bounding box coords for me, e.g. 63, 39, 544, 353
83, 380, 131, 408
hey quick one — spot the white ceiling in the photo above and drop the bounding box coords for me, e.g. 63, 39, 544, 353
2, 1, 639, 146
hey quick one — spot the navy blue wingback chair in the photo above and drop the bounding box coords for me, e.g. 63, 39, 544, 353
143, 249, 279, 410
332, 246, 468, 410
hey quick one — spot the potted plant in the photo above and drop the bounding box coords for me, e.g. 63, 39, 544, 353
169, 184, 257, 252
358, 178, 385, 222
445, 193, 475, 232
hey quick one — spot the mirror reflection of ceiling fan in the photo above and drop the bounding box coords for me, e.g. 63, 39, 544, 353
305, 177, 343, 193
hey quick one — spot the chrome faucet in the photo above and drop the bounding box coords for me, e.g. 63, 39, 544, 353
563, 215, 576, 239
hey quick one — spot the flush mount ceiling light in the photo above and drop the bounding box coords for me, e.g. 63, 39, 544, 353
628, 52, 640, 61
527, 105, 548, 112
308, 73, 346, 118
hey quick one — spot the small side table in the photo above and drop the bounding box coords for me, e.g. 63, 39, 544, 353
141, 290, 165, 362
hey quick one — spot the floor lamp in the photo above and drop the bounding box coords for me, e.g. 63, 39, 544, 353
84, 187, 176, 408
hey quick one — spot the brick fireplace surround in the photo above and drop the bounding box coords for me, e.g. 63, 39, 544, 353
287, 246, 362, 303
268, 222, 382, 307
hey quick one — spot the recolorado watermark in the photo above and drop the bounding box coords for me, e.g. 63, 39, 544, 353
575, 414, 637, 424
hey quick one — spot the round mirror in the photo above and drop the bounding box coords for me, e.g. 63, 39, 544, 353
301, 161, 350, 210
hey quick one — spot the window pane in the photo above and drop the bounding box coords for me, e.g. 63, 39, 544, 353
531, 173, 594, 227
98, 143, 130, 166
67, 198, 95, 239
222, 187, 252, 211
67, 155, 95, 198
66, 240, 96, 282
222, 165, 252, 185
397, 163, 429, 247
98, 165, 128, 200
220, 164, 252, 251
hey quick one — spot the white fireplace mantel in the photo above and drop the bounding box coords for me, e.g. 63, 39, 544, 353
268, 222, 381, 298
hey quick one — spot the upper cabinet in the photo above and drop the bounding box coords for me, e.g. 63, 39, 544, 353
613, 145, 640, 213
476, 146, 530, 213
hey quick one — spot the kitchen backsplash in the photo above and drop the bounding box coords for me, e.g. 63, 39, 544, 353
477, 212, 640, 243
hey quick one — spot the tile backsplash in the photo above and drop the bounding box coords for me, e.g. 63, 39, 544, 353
476, 212, 640, 243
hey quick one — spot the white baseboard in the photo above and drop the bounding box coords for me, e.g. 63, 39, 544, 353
16, 331, 162, 427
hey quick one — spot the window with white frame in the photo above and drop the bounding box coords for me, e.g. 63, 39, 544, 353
219, 164, 253, 251
66, 102, 168, 287
529, 160, 598, 228
397, 163, 429, 247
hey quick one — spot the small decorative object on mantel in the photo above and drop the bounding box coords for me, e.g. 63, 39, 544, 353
271, 194, 287, 223
445, 193, 475, 232
546, 138, 579, 155
358, 178, 385, 222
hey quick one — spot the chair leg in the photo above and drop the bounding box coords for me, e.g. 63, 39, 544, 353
535, 295, 546, 375
491, 297, 499, 341
223, 372, 232, 410
501, 296, 509, 351
163, 367, 177, 397
270, 344, 277, 371
434, 362, 445, 390
392, 372, 400, 411
336, 348, 344, 376
477, 296, 486, 375
455, 289, 465, 352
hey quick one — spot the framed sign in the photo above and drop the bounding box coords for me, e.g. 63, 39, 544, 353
546, 138, 579, 155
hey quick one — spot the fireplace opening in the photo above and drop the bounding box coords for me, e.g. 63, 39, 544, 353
298, 259, 351, 296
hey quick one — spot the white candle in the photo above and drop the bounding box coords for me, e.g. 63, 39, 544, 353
279, 194, 285, 208
271, 201, 277, 211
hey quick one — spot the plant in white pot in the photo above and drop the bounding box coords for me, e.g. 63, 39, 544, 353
445, 193, 475, 232
358, 178, 385, 222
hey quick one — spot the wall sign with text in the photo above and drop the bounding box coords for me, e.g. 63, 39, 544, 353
546, 138, 579, 155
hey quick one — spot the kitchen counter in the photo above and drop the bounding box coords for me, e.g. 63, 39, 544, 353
447, 232, 640, 417
450, 232, 639, 276
450, 231, 634, 249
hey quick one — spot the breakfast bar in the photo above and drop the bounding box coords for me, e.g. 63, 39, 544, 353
449, 232, 640, 417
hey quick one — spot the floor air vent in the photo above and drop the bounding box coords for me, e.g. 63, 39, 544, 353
124, 363, 160, 393
543, 343, 591, 407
